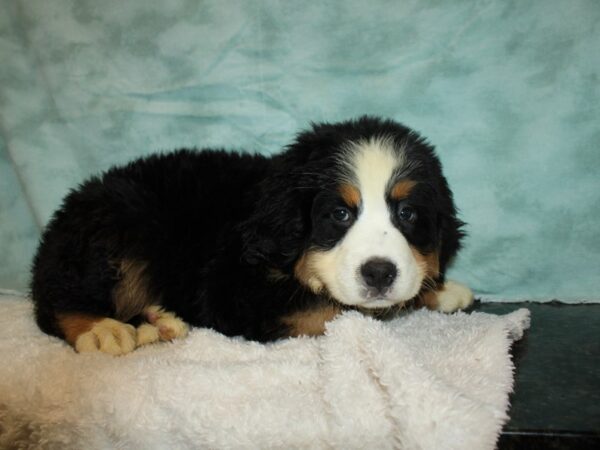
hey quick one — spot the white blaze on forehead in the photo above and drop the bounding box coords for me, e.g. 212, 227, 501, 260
349, 137, 401, 210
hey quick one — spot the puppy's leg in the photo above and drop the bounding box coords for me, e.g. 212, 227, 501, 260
281, 304, 341, 337
136, 306, 189, 347
420, 280, 474, 313
57, 314, 137, 355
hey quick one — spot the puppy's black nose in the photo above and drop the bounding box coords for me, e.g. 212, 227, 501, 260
360, 258, 397, 291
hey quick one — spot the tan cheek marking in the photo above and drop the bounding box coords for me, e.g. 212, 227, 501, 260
282, 305, 342, 337
339, 183, 361, 208
113, 259, 155, 321
424, 250, 440, 278
294, 251, 325, 294
390, 179, 417, 200
56, 313, 102, 346
418, 289, 441, 310
410, 246, 442, 309
410, 246, 440, 279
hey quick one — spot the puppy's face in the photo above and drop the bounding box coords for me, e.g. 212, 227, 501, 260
295, 137, 441, 309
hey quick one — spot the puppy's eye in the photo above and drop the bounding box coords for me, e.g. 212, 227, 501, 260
332, 207, 352, 223
398, 206, 417, 223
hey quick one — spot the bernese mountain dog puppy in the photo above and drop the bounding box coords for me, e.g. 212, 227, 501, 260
31, 116, 473, 355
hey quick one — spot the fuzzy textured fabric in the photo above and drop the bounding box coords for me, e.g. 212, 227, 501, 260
0, 294, 530, 449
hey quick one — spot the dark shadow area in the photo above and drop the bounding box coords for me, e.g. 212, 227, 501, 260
473, 301, 600, 449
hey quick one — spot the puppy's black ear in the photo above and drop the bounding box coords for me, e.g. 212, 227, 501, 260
240, 168, 313, 269
240, 123, 339, 268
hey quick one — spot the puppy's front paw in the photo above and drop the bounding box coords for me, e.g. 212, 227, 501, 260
434, 280, 474, 313
75, 318, 137, 355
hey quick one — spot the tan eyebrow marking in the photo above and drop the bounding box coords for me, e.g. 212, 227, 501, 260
390, 179, 417, 200
339, 183, 361, 208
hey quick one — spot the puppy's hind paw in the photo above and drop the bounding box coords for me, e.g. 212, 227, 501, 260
139, 306, 189, 344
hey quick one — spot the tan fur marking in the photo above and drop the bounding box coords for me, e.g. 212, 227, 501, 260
113, 259, 153, 321
390, 179, 417, 200
410, 247, 440, 279
410, 246, 441, 309
282, 305, 341, 337
339, 183, 361, 208
418, 288, 441, 310
294, 251, 325, 293
56, 313, 102, 346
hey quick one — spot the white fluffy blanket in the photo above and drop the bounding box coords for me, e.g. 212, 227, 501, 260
0, 294, 529, 449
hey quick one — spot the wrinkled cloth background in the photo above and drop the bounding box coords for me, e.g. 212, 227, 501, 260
1, 0, 598, 301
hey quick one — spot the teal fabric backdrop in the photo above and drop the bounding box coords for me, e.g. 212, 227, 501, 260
1, 0, 598, 301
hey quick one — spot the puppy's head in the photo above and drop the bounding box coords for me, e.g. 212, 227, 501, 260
242, 117, 464, 309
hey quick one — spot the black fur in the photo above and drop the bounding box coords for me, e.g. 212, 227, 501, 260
31, 117, 464, 343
